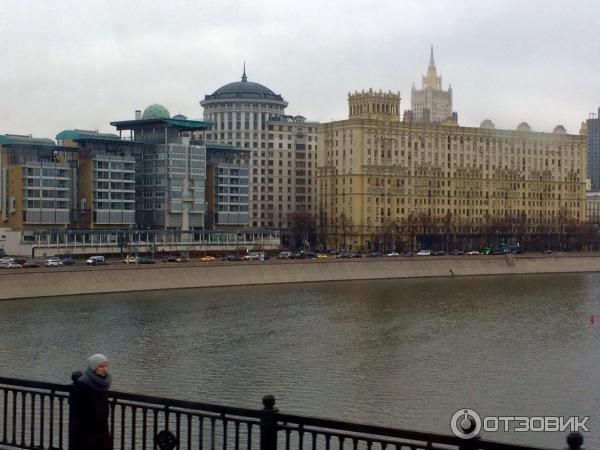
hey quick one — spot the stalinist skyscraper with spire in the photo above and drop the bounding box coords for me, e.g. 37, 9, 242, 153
410, 46, 454, 124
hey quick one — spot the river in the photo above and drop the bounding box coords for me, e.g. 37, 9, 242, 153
0, 273, 598, 448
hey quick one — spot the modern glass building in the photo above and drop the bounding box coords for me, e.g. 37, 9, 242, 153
587, 107, 600, 191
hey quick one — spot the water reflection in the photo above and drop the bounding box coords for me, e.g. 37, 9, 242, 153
0, 274, 599, 448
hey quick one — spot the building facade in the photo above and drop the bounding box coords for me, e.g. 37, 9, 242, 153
587, 107, 600, 191
56, 130, 138, 229
205, 143, 250, 229
111, 105, 210, 230
410, 47, 454, 124
317, 90, 587, 251
200, 69, 319, 229
0, 135, 73, 230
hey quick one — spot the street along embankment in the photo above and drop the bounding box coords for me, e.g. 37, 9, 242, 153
1, 254, 600, 300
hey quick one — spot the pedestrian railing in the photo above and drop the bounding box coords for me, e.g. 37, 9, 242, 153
0, 376, 584, 450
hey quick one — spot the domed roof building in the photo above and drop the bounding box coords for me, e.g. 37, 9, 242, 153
199, 65, 318, 230
480, 119, 495, 129
201, 67, 288, 109
553, 125, 567, 134
142, 104, 170, 120
516, 122, 532, 132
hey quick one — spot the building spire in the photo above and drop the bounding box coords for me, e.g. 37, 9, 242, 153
429, 45, 435, 69
241, 61, 247, 82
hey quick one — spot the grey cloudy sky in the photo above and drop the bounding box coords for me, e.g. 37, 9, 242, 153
1, 0, 599, 139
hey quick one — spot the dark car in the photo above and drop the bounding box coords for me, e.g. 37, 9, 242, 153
295, 251, 317, 259
543, 249, 553, 254
432, 251, 446, 256
367, 251, 383, 257
222, 254, 242, 261
139, 258, 156, 264
350, 253, 363, 258
449, 250, 464, 256
402, 251, 415, 257
13, 258, 26, 265
163, 255, 178, 263
61, 257, 76, 266
22, 261, 41, 268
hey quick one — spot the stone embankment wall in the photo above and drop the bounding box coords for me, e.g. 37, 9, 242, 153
2, 255, 600, 300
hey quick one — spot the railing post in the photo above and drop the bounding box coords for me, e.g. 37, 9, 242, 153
565, 432, 584, 450
260, 395, 278, 450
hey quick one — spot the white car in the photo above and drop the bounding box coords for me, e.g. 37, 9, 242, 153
386, 252, 400, 257
45, 257, 63, 267
416, 250, 431, 256
0, 257, 14, 267
466, 250, 480, 255
6, 261, 22, 269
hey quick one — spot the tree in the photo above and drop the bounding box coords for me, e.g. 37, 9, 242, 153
288, 212, 317, 251
339, 212, 352, 251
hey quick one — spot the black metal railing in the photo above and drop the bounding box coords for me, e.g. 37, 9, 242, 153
0, 376, 584, 450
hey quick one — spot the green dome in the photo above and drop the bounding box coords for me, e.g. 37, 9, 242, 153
142, 104, 170, 120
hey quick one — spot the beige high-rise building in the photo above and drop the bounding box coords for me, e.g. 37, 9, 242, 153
317, 90, 586, 251
410, 47, 453, 124
201, 69, 319, 229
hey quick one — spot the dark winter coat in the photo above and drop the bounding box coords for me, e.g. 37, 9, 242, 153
69, 369, 113, 450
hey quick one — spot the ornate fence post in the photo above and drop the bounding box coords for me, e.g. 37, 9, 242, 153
260, 395, 279, 450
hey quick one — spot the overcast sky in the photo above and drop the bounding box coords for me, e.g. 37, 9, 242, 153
1, 0, 599, 139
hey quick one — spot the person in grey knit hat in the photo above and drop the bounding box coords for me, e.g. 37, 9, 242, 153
69, 354, 112, 450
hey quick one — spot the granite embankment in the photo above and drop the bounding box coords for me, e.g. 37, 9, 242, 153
2, 254, 600, 300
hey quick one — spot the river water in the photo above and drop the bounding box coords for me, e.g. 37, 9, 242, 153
1, 274, 599, 448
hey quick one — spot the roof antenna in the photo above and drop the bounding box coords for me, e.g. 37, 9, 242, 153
242, 61, 247, 82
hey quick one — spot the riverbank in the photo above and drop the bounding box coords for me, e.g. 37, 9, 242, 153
3, 254, 600, 300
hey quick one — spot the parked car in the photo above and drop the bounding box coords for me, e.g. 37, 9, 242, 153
163, 255, 178, 263
543, 249, 553, 254
123, 255, 141, 264
402, 251, 415, 257
139, 257, 156, 264
245, 252, 266, 261
6, 261, 22, 269
221, 254, 242, 262
367, 251, 383, 257
61, 257, 76, 266
45, 257, 63, 267
350, 253, 363, 258
22, 261, 41, 268
386, 252, 400, 257
86, 256, 107, 265
336, 252, 352, 258
200, 255, 216, 262
449, 250, 464, 256
416, 250, 431, 256
278, 251, 293, 259
466, 250, 480, 255
316, 253, 328, 259
432, 251, 446, 256
0, 256, 13, 266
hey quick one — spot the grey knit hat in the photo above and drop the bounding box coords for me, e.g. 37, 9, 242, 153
87, 354, 108, 371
